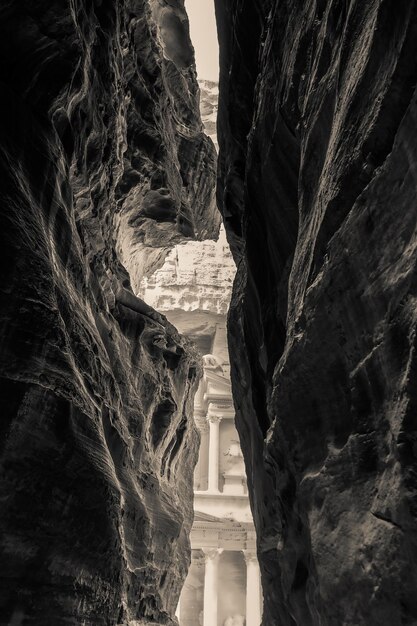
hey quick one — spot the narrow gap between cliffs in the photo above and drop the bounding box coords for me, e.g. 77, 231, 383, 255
131, 2, 263, 625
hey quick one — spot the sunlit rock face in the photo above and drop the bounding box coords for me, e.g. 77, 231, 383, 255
215, 1, 417, 625
199, 80, 219, 150
0, 1, 217, 624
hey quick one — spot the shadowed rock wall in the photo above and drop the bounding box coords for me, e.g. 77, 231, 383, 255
0, 1, 218, 624
215, 1, 417, 624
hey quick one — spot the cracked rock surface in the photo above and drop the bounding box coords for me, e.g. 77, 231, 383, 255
0, 1, 217, 624
215, 1, 417, 624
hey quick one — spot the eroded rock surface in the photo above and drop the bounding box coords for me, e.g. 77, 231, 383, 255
199, 80, 219, 150
138, 226, 235, 317
0, 1, 216, 624
215, 1, 417, 624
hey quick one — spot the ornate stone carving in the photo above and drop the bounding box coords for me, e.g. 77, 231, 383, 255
202, 354, 224, 373
207, 414, 223, 425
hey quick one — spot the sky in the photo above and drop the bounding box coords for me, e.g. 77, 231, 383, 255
185, 0, 219, 81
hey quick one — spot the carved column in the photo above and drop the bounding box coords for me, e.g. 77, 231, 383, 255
195, 413, 209, 491
244, 551, 262, 626
207, 413, 222, 492
203, 548, 222, 626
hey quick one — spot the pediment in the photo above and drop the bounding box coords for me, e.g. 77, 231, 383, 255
193, 510, 224, 523
204, 369, 232, 397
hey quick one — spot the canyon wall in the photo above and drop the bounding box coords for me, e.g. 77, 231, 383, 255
0, 1, 218, 624
215, 1, 417, 624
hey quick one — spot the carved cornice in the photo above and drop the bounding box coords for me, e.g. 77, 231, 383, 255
190, 522, 257, 551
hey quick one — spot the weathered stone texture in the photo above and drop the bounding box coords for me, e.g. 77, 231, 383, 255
199, 80, 219, 150
138, 227, 235, 316
0, 1, 216, 624
215, 1, 417, 624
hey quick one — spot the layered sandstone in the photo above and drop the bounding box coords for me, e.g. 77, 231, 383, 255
215, 1, 417, 625
0, 1, 217, 624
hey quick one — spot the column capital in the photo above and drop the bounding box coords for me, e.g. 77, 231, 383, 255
207, 414, 222, 424
202, 547, 223, 562
243, 550, 258, 565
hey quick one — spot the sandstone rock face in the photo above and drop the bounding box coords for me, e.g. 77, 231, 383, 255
215, 1, 417, 624
199, 80, 219, 150
114, 4, 220, 291
0, 1, 216, 624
